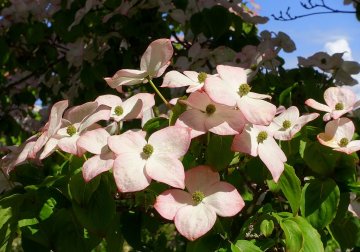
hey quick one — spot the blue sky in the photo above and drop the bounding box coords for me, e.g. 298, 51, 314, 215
255, 0, 360, 68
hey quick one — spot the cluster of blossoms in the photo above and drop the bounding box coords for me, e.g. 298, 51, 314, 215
306, 86, 360, 154
298, 52, 360, 85
2, 38, 360, 240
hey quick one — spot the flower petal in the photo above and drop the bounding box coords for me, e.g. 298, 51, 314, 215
258, 138, 286, 182
82, 152, 115, 182
204, 76, 238, 107
231, 125, 258, 156
238, 96, 276, 125
305, 99, 331, 113
146, 154, 185, 189
105, 69, 147, 88
203, 181, 245, 217
77, 128, 110, 155
113, 154, 150, 192
154, 189, 192, 220
47, 100, 69, 137
216, 65, 247, 91
185, 165, 220, 194
174, 204, 216, 241
149, 126, 191, 158
108, 130, 147, 155
140, 39, 173, 78
161, 70, 196, 88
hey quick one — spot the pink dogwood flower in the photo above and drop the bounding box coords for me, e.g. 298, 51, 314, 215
205, 65, 276, 125
305, 86, 360, 121
108, 126, 191, 192
269, 106, 319, 140
104, 39, 173, 89
176, 91, 246, 138
93, 93, 155, 122
28, 100, 69, 159
77, 128, 115, 182
317, 117, 360, 154
43, 102, 101, 157
154, 165, 245, 241
231, 124, 287, 182
161, 70, 211, 93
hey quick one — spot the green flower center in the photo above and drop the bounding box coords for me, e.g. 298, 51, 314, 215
66, 125, 77, 136
335, 102, 344, 110
257, 131, 268, 143
239, 84, 251, 97
114, 106, 124, 116
250, 64, 257, 71
205, 104, 216, 115
282, 120, 292, 129
192, 191, 205, 205
142, 144, 154, 158
339, 138, 349, 147
197, 72, 208, 83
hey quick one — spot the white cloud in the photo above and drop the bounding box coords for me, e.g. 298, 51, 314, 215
324, 38, 352, 60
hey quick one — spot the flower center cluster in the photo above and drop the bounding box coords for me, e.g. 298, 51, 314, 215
192, 191, 205, 205
239, 84, 251, 97
66, 125, 77, 136
197, 72, 207, 83
114, 105, 124, 116
205, 104, 216, 115
142, 144, 154, 158
335, 102, 344, 110
282, 120, 292, 129
339, 137, 349, 147
257, 131, 268, 143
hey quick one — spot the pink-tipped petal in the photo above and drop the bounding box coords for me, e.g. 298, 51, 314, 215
238, 96, 276, 125
47, 100, 69, 136
114, 97, 142, 121
131, 93, 155, 118
203, 181, 245, 217
216, 65, 247, 91
146, 154, 185, 189
296, 113, 319, 127
324, 86, 356, 108
39, 137, 59, 159
140, 39, 173, 78
95, 94, 122, 108
58, 135, 84, 156
108, 131, 147, 155
82, 152, 115, 182
178, 109, 207, 133
64, 101, 98, 124
258, 138, 285, 182
231, 125, 258, 157
339, 140, 360, 154
154, 189, 192, 220
185, 165, 220, 194
174, 204, 216, 241
149, 126, 191, 158
162, 70, 196, 88
105, 69, 147, 88
205, 76, 238, 107
305, 99, 331, 113
247, 92, 272, 100
77, 128, 110, 155
113, 154, 150, 192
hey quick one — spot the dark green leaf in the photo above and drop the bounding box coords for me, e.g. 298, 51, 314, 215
68, 169, 101, 205
300, 178, 340, 229
205, 135, 234, 171
278, 164, 301, 214
231, 240, 262, 252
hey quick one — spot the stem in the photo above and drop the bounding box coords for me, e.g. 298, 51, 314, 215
56, 150, 68, 160
147, 78, 172, 109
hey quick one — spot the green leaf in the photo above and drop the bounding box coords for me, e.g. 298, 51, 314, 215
169, 98, 187, 126
329, 213, 360, 250
278, 164, 301, 214
260, 219, 274, 238
279, 82, 298, 106
143, 117, 169, 137
105, 214, 124, 252
300, 141, 340, 175
280, 218, 303, 252
205, 135, 234, 171
231, 240, 262, 252
186, 234, 224, 252
68, 169, 101, 205
39, 197, 57, 221
300, 178, 340, 229
203, 6, 231, 39
280, 216, 324, 252
72, 177, 115, 235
